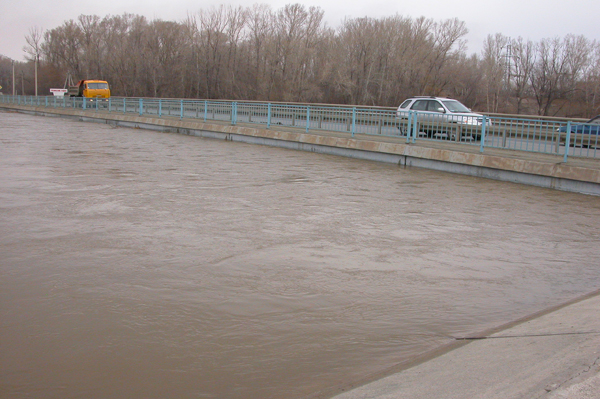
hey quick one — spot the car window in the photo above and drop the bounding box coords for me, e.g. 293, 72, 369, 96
442, 100, 471, 113
410, 100, 428, 111
427, 101, 445, 113
88, 83, 109, 90
399, 100, 411, 109
589, 116, 600, 125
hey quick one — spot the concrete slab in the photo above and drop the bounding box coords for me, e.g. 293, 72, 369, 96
331, 291, 600, 399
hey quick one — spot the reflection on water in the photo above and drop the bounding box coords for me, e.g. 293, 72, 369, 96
1, 111, 599, 398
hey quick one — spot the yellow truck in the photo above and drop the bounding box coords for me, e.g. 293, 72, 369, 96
68, 80, 110, 99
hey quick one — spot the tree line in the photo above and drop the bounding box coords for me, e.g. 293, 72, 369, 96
2, 3, 599, 117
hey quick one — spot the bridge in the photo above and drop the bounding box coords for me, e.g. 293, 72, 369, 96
2, 95, 599, 195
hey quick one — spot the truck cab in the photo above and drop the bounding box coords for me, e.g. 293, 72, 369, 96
69, 80, 110, 99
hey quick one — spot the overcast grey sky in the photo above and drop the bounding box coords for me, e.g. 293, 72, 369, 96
1, 0, 599, 61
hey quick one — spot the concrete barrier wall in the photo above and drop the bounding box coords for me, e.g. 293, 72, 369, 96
2, 104, 600, 196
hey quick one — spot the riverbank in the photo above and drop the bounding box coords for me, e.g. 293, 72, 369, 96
330, 290, 600, 399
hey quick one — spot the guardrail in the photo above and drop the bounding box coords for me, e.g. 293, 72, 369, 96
1, 95, 598, 161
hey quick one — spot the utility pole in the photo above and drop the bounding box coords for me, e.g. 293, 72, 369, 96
35, 54, 38, 96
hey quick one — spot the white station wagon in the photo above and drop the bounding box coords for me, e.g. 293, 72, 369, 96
396, 96, 487, 140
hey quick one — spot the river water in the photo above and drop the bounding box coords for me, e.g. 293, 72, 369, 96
1, 111, 599, 398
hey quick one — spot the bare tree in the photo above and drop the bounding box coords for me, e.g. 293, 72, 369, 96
529, 36, 590, 116
102, 14, 142, 96
142, 20, 187, 97
580, 42, 600, 116
42, 20, 84, 85
245, 4, 273, 99
509, 37, 535, 114
181, 14, 202, 98
77, 15, 106, 79
420, 18, 468, 95
24, 26, 44, 95
481, 34, 509, 112
196, 6, 229, 98
24, 6, 600, 115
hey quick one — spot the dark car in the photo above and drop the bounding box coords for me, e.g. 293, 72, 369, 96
559, 115, 600, 148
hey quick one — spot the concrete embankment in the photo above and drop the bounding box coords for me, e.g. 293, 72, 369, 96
2, 104, 600, 195
330, 290, 600, 399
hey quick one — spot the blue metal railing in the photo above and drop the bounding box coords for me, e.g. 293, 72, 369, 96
1, 95, 598, 161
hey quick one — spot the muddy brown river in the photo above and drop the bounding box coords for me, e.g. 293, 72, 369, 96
1, 111, 599, 398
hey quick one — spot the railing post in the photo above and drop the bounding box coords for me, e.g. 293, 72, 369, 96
204, 101, 208, 122
232, 102, 238, 125
479, 116, 487, 153
158, 99, 162, 117
123, 98, 126, 114
563, 121, 572, 163
411, 112, 418, 143
458, 125, 464, 142
180, 99, 184, 120
83, 98, 87, 110
404, 112, 411, 143
108, 98, 112, 113
306, 106, 310, 133
267, 103, 272, 129
351, 107, 356, 137
139, 98, 143, 116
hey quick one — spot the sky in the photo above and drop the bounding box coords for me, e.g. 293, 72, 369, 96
1, 0, 599, 61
